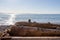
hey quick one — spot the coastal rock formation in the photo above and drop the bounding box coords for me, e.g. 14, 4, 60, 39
0, 22, 60, 37
15, 22, 60, 29
6, 22, 60, 36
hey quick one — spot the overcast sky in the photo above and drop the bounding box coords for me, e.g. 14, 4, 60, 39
0, 0, 60, 14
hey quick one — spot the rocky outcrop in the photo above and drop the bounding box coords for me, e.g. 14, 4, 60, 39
0, 22, 60, 37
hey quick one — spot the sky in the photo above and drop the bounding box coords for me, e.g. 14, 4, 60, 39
0, 0, 60, 14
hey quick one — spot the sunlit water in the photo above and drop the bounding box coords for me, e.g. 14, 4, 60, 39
0, 13, 16, 25
0, 14, 60, 25
5, 14, 16, 25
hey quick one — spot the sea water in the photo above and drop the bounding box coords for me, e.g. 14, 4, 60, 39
0, 13, 60, 25
15, 14, 60, 24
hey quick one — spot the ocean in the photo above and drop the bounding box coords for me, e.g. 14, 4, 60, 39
0, 13, 60, 25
